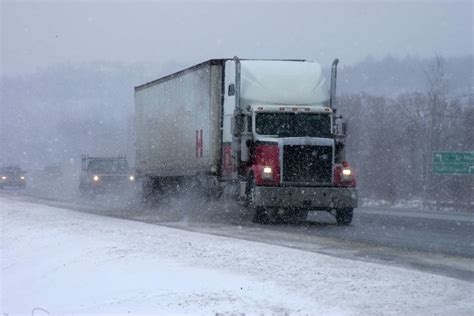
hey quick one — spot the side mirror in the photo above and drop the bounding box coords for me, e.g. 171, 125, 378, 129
342, 121, 348, 135
228, 84, 235, 96
241, 135, 252, 162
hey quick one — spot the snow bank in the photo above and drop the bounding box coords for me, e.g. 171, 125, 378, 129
1, 197, 472, 315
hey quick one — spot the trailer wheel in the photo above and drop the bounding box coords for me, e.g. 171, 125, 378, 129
281, 209, 309, 224
80, 186, 97, 200
140, 177, 152, 205
253, 207, 270, 224
335, 208, 353, 225
246, 175, 269, 224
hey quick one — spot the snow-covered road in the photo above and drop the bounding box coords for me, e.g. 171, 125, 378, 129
2, 197, 472, 315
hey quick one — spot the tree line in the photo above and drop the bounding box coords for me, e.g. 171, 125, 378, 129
338, 57, 473, 209
1, 56, 472, 209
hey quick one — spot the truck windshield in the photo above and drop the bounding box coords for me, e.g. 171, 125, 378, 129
255, 113, 331, 137
0, 167, 24, 176
87, 159, 128, 172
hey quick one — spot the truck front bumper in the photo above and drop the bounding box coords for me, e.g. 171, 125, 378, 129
254, 186, 358, 209
0, 179, 26, 187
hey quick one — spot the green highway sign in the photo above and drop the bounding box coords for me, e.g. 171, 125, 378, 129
433, 152, 474, 164
433, 163, 474, 175
433, 152, 474, 175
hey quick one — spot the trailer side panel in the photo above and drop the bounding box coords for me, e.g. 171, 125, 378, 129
135, 62, 223, 177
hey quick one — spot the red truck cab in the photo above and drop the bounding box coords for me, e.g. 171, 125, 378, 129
240, 105, 357, 224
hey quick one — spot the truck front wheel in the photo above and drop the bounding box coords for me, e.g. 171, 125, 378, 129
253, 207, 270, 224
335, 208, 353, 225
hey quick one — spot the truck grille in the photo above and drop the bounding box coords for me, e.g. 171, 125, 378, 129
282, 145, 333, 184
99, 175, 127, 183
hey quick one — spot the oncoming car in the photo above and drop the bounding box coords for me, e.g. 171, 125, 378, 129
0, 166, 27, 189
79, 155, 135, 198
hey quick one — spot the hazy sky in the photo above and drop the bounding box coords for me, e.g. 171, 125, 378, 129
1, 0, 472, 76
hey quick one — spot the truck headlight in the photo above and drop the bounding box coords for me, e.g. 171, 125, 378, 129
341, 168, 353, 181
93, 175, 100, 182
262, 166, 273, 179
129, 175, 135, 181
342, 169, 351, 176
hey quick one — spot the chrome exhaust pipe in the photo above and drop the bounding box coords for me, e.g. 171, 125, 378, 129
233, 56, 241, 111
329, 58, 339, 109
232, 56, 242, 177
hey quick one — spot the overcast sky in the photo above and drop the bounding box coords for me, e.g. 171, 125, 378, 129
1, 0, 472, 76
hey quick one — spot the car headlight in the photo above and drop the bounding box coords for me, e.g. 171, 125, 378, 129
20, 176, 26, 180
129, 175, 135, 181
1, 176, 6, 180
93, 175, 100, 182
262, 166, 273, 179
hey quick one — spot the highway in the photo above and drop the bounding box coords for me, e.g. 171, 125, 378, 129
1, 188, 472, 282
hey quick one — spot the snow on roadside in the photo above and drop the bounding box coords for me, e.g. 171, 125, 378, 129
361, 198, 473, 213
1, 197, 472, 315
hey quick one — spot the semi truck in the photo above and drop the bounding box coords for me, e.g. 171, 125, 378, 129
134, 57, 357, 224
0, 166, 27, 189
79, 155, 135, 198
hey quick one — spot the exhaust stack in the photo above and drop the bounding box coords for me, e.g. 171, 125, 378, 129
233, 56, 241, 111
329, 58, 339, 109
232, 56, 242, 177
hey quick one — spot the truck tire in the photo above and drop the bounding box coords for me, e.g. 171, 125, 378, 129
335, 208, 353, 225
140, 177, 153, 206
86, 189, 97, 200
253, 207, 270, 224
282, 209, 309, 224
246, 175, 269, 224
79, 187, 87, 198
80, 187, 97, 200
